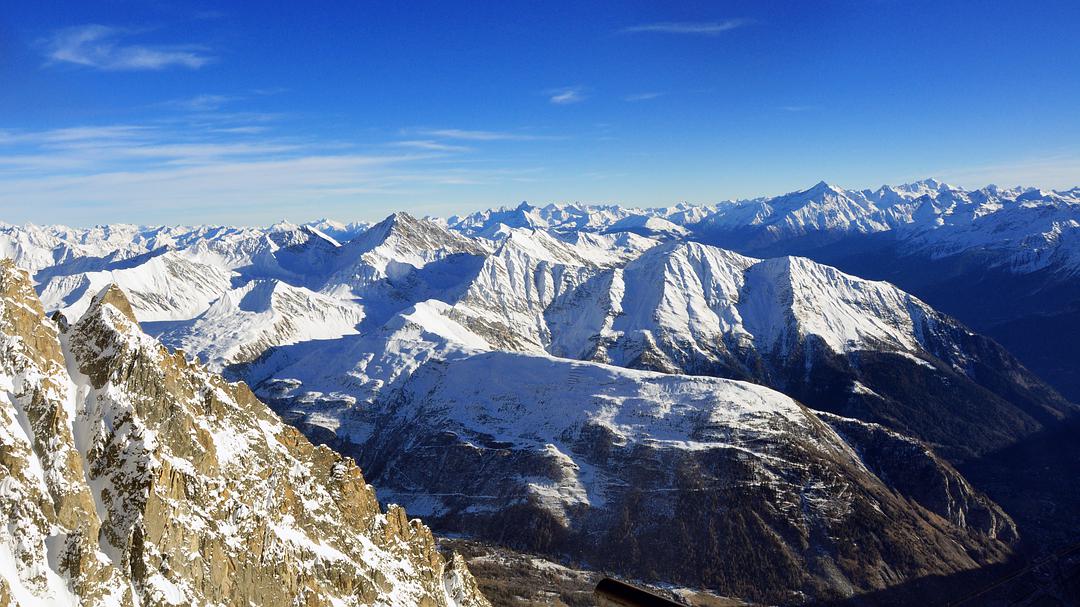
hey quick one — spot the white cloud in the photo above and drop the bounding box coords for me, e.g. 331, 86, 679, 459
162, 88, 286, 112
211, 126, 271, 135
548, 87, 585, 105
164, 94, 237, 111
415, 128, 552, 141
0, 120, 543, 224
41, 25, 212, 71
620, 20, 752, 35
394, 140, 472, 152
0, 153, 542, 225
0, 125, 151, 146
625, 92, 665, 102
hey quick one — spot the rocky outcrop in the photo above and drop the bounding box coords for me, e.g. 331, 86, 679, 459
818, 412, 1017, 542
0, 259, 131, 607
0, 260, 488, 607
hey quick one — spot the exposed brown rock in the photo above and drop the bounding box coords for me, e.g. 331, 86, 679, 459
87, 283, 139, 325
0, 265, 489, 606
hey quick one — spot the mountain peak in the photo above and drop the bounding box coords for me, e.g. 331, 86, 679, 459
366, 211, 424, 237
368, 211, 452, 241
803, 180, 841, 196
86, 283, 139, 326
383, 210, 417, 224
331, 210, 487, 286
269, 219, 297, 232
899, 177, 957, 193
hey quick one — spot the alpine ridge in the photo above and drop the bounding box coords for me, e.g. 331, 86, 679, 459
446, 181, 1080, 400
0, 259, 490, 607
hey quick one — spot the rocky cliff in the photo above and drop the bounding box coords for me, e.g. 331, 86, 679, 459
0, 259, 488, 607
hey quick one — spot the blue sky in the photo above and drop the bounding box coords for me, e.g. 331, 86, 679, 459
2, 0, 1079, 226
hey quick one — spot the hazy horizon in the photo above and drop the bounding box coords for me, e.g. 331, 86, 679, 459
3, 177, 1077, 229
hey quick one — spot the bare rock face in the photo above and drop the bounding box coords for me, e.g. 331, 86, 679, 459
0, 259, 488, 607
819, 412, 1018, 543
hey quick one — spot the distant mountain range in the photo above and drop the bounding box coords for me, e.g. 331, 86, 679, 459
7, 179, 1078, 397
2, 180, 1079, 604
445, 180, 1080, 398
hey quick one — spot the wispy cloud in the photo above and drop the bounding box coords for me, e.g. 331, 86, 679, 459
625, 92, 665, 102
0, 119, 546, 224
211, 126, 271, 135
193, 10, 227, 21
414, 128, 553, 141
619, 19, 752, 35
393, 140, 472, 152
41, 24, 213, 71
0, 154, 543, 224
547, 87, 586, 105
0, 124, 304, 174
162, 94, 237, 111
0, 125, 150, 146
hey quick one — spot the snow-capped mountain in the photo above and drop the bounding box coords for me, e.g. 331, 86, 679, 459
697, 181, 1080, 402
9, 179, 1076, 283
303, 218, 372, 242
445, 200, 709, 239
0, 260, 489, 607
2, 180, 1078, 604
38, 250, 234, 322
362, 351, 1014, 603
446, 181, 1080, 401
160, 279, 366, 369
321, 212, 489, 298
710, 179, 1080, 279
444, 180, 1080, 277
439, 232, 1073, 460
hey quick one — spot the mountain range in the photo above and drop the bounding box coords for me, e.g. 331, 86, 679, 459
448, 179, 1080, 400
1, 179, 1078, 604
